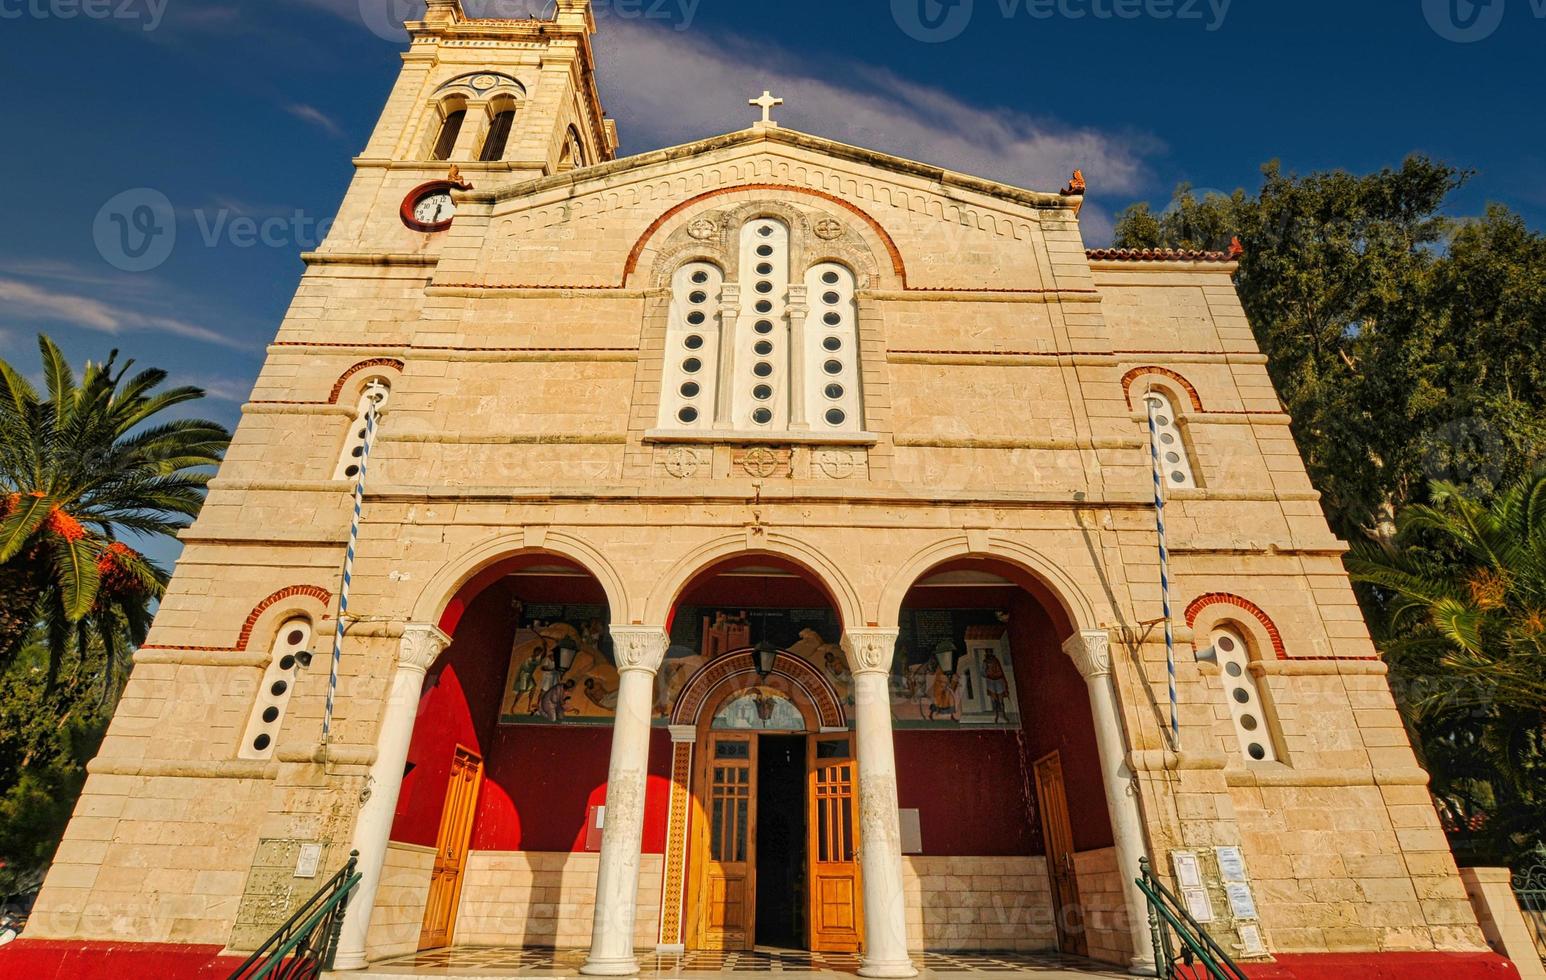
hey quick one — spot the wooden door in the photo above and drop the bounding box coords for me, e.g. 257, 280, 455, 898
691, 733, 758, 950
1033, 751, 1088, 957
807, 733, 863, 953
419, 747, 484, 951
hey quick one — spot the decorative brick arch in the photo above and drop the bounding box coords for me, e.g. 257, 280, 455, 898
140, 585, 332, 652
670, 650, 846, 730
330, 359, 405, 404
624, 183, 908, 287
1185, 593, 1286, 660
1122, 366, 1204, 412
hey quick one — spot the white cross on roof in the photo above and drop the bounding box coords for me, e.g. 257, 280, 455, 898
750, 90, 784, 127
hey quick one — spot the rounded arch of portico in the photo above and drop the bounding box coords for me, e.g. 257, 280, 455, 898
875, 533, 1099, 635
670, 649, 846, 731
642, 531, 863, 632
411, 528, 632, 630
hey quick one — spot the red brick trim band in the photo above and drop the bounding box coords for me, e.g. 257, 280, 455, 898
1122, 366, 1205, 412
140, 585, 332, 652
623, 183, 909, 287
329, 358, 406, 404
1185, 593, 1287, 660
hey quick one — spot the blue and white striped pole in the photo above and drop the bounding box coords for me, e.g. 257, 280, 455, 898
1145, 388, 1180, 747
322, 388, 383, 745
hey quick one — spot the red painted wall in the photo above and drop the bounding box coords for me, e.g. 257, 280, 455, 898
894, 730, 1038, 855
391, 575, 671, 854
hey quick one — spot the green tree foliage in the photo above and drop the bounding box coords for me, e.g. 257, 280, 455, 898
1114, 159, 1546, 545
0, 335, 229, 888
1347, 473, 1546, 866
1116, 160, 1546, 864
0, 335, 229, 685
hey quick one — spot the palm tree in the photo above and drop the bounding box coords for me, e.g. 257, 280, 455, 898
0, 335, 230, 687
1346, 470, 1546, 864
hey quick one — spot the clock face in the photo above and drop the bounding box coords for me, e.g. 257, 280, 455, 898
412, 190, 455, 225
401, 181, 464, 232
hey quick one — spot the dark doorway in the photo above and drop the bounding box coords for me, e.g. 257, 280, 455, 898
755, 734, 808, 949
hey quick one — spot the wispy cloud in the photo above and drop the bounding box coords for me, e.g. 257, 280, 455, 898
176, 373, 255, 403
287, 103, 345, 138
0, 277, 251, 351
596, 19, 1154, 202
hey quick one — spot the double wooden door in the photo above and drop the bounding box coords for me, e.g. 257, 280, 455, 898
690, 731, 862, 952
419, 747, 484, 951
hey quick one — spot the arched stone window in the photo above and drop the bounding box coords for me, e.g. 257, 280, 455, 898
804, 262, 863, 432
238, 617, 313, 761
1210, 624, 1279, 764
558, 125, 586, 172
430, 101, 467, 162
333, 379, 391, 481
656, 217, 866, 435
657, 261, 725, 430
479, 102, 517, 162
1143, 390, 1197, 489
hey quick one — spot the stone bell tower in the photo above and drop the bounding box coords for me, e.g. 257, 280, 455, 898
325, 0, 619, 255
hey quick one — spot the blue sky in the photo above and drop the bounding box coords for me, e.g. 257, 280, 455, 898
1, 0, 1543, 566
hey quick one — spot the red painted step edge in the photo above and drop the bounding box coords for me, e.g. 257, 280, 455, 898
1176, 951, 1522, 980
0, 938, 246, 979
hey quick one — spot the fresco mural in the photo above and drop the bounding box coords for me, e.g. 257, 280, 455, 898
498, 602, 1020, 729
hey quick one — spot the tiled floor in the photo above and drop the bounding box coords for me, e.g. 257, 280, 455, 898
346, 946, 1130, 979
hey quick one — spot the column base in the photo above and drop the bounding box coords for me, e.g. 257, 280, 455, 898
581, 954, 641, 976
859, 957, 919, 978
1125, 956, 1159, 977
330, 950, 368, 971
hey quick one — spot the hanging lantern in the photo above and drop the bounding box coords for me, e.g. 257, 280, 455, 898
554, 635, 581, 675
754, 639, 780, 679
933, 640, 958, 677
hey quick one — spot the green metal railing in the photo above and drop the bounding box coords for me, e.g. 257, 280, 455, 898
1136, 857, 1249, 980
228, 850, 361, 980
1514, 864, 1546, 967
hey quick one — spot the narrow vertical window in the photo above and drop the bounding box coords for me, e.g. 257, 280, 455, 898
334, 381, 391, 481
238, 618, 312, 761
1144, 390, 1197, 489
658, 262, 724, 431
1212, 626, 1278, 764
804, 263, 862, 432
479, 108, 516, 162
431, 107, 466, 161
734, 218, 790, 430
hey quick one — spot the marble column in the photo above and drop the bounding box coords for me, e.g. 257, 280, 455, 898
1062, 629, 1158, 976
334, 624, 450, 971
843, 629, 918, 979
582, 626, 670, 976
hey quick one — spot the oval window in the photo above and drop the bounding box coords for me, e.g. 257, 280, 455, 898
752, 408, 773, 425
677, 406, 700, 424
753, 362, 774, 378
680, 381, 701, 398
823, 360, 843, 375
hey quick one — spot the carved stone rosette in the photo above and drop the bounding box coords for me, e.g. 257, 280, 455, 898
398, 624, 452, 673
609, 625, 670, 675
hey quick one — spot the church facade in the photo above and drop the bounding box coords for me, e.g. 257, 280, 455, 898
12, 2, 1522, 978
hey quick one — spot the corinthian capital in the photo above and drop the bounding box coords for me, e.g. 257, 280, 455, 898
842, 628, 900, 676
399, 624, 452, 674
610, 626, 670, 675
1063, 629, 1113, 680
